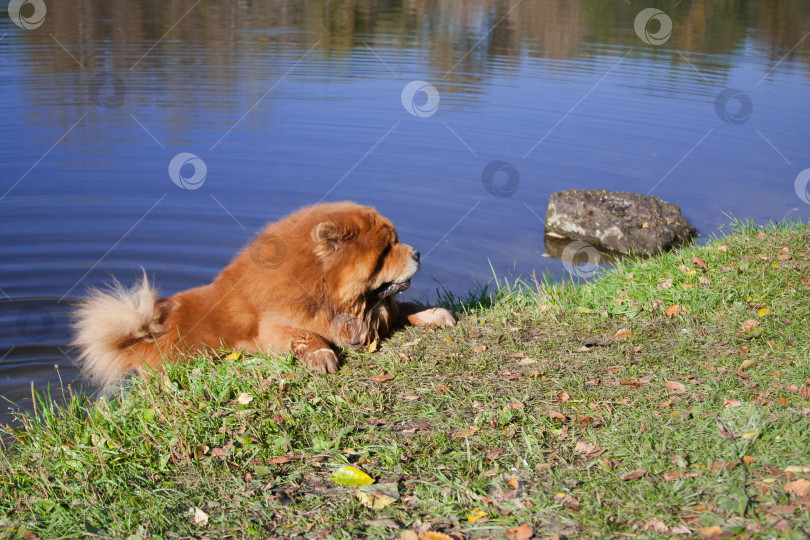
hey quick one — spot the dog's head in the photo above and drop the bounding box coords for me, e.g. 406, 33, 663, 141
310, 203, 420, 303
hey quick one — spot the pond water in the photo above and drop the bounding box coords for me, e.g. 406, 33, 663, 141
1, 0, 809, 420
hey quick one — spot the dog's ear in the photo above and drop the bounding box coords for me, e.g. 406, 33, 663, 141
313, 221, 353, 256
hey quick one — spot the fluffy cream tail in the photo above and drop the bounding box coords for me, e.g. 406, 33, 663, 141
72, 272, 163, 388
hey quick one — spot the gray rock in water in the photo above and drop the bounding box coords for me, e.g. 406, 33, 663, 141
545, 189, 696, 255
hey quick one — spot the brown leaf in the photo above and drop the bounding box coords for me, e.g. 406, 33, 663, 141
715, 419, 737, 440
709, 460, 738, 473
769, 504, 798, 514
717, 245, 728, 252
785, 478, 810, 497
556, 391, 571, 403
269, 456, 290, 464
574, 441, 605, 458
723, 399, 742, 408
742, 455, 756, 466
621, 469, 647, 481
644, 519, 670, 533
418, 533, 454, 540
549, 410, 567, 422
509, 352, 524, 358
518, 358, 537, 365
473, 345, 487, 353
372, 373, 395, 383
663, 381, 687, 394
800, 385, 810, 399
554, 492, 580, 510
662, 470, 681, 481
435, 384, 450, 394
451, 426, 477, 439
699, 526, 725, 538
614, 328, 631, 339
506, 524, 534, 540
664, 304, 686, 318
657, 278, 673, 290
507, 477, 520, 489
692, 255, 708, 269
698, 276, 711, 285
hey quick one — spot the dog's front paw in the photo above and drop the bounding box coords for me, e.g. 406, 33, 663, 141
410, 307, 456, 329
304, 348, 339, 375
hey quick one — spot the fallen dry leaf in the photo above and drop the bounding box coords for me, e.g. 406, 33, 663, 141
554, 492, 580, 510
418, 533, 455, 540
452, 426, 478, 439
549, 410, 567, 422
717, 245, 728, 252
518, 358, 537, 365
741, 319, 760, 332
715, 419, 737, 440
657, 278, 673, 290
699, 525, 725, 538
614, 328, 631, 339
574, 441, 605, 457
723, 399, 742, 408
663, 381, 687, 394
644, 519, 670, 533
467, 508, 488, 522
473, 345, 487, 353
506, 524, 533, 540
785, 465, 810, 474
236, 392, 253, 405
556, 391, 571, 403
664, 304, 686, 318
269, 456, 290, 464
742, 455, 757, 466
621, 469, 647, 481
192, 507, 209, 526
785, 478, 810, 497
692, 255, 708, 269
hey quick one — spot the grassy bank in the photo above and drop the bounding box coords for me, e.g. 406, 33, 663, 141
2, 221, 809, 539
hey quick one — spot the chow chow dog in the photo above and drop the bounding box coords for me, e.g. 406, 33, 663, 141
72, 202, 455, 387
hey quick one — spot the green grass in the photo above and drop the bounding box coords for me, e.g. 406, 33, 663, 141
2, 220, 809, 539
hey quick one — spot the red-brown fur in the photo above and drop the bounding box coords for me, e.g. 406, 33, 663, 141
72, 202, 455, 387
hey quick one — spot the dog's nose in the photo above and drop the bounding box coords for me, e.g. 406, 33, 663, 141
412, 251, 421, 263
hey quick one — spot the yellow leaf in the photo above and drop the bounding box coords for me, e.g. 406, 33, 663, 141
236, 392, 253, 405
444, 337, 455, 344
467, 508, 488, 522
224, 351, 242, 361
331, 465, 374, 487
742, 430, 757, 440
367, 339, 378, 353
758, 308, 770, 317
